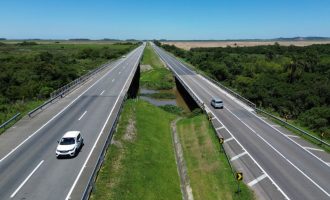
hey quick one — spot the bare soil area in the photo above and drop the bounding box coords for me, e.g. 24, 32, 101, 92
163, 41, 330, 50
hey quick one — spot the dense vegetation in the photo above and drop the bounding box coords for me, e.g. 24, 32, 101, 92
157, 41, 330, 137
0, 41, 138, 124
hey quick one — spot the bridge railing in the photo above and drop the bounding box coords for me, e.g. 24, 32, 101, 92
255, 108, 330, 148
28, 60, 115, 117
155, 44, 329, 149
80, 46, 144, 200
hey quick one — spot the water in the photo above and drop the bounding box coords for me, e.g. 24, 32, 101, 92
139, 87, 190, 111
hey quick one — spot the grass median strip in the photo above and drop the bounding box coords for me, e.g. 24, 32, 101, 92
177, 115, 255, 200
90, 99, 181, 200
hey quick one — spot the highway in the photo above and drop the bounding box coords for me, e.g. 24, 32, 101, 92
0, 44, 144, 200
152, 43, 330, 200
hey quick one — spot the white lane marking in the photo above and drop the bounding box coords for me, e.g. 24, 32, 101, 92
271, 124, 281, 128
10, 160, 44, 198
0, 47, 141, 163
65, 47, 143, 200
112, 79, 115, 82
184, 53, 329, 168
327, 163, 330, 167
304, 147, 324, 152
225, 108, 257, 133
254, 132, 330, 197
230, 151, 247, 161
216, 126, 224, 130
119, 71, 121, 74
198, 74, 254, 112
250, 111, 330, 167
155, 47, 290, 200
225, 105, 330, 196
248, 174, 267, 187
100, 90, 105, 96
224, 137, 234, 143
286, 134, 299, 138
78, 111, 87, 121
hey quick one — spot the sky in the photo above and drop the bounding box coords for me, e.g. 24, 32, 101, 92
1, 0, 330, 40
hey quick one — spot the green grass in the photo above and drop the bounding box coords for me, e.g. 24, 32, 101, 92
140, 68, 175, 90
0, 42, 138, 132
177, 115, 255, 200
0, 100, 44, 134
141, 44, 164, 69
91, 100, 181, 200
140, 44, 175, 90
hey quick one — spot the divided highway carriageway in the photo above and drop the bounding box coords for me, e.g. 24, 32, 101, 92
152, 43, 330, 200
0, 44, 145, 200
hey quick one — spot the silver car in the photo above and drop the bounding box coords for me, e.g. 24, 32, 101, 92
211, 98, 224, 109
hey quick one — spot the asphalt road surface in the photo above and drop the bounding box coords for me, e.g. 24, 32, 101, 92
152, 43, 330, 200
0, 44, 144, 200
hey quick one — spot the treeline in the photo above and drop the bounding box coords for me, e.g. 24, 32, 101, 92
156, 42, 330, 136
0, 43, 138, 121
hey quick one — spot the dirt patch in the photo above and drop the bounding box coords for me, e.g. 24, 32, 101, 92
163, 41, 330, 50
140, 64, 153, 72
172, 118, 194, 200
123, 116, 136, 141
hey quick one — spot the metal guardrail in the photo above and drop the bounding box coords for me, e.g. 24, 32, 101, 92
50, 60, 114, 99
256, 108, 330, 148
28, 60, 116, 117
155, 44, 330, 148
81, 94, 126, 200
163, 48, 256, 109
80, 45, 144, 200
0, 113, 21, 129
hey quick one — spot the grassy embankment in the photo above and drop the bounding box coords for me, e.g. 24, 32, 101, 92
0, 41, 137, 132
90, 100, 181, 200
91, 44, 254, 199
140, 44, 174, 90
177, 115, 255, 200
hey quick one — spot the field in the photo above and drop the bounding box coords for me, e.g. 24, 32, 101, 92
90, 100, 181, 200
163, 41, 330, 50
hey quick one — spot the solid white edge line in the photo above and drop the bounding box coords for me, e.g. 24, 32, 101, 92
78, 111, 87, 121
100, 90, 105, 96
10, 160, 44, 198
248, 174, 267, 187
154, 46, 291, 200
224, 137, 234, 143
304, 147, 324, 152
0, 48, 140, 163
251, 111, 330, 167
0, 49, 138, 163
230, 151, 247, 161
222, 97, 329, 196
65, 46, 144, 200
191, 53, 329, 168
254, 132, 330, 197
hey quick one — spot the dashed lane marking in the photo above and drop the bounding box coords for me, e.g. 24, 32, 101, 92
248, 174, 267, 187
230, 151, 248, 161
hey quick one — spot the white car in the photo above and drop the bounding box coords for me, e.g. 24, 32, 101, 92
56, 131, 84, 158
211, 98, 224, 109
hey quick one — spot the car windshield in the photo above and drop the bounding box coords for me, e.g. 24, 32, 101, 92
59, 137, 75, 145
215, 100, 223, 103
